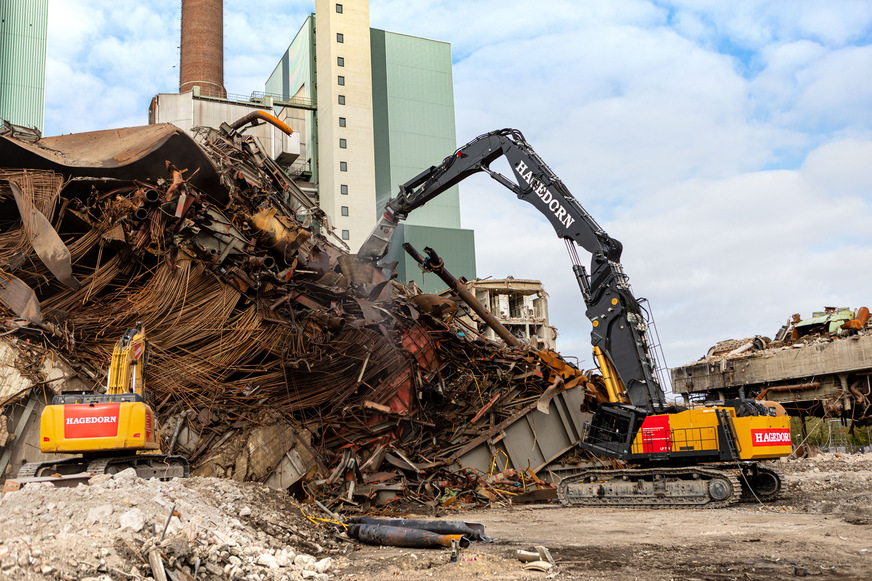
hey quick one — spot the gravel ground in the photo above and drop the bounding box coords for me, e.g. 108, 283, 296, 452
1, 452, 870, 580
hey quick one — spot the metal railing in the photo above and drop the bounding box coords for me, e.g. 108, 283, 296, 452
196, 91, 317, 111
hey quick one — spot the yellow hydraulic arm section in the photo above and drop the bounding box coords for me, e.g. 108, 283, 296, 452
593, 346, 630, 405
106, 325, 148, 396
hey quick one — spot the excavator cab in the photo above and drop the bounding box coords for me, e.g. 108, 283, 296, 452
581, 404, 644, 458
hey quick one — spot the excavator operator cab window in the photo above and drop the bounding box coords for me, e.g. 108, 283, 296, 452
591, 410, 631, 444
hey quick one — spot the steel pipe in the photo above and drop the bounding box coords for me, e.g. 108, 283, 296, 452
402, 243, 521, 348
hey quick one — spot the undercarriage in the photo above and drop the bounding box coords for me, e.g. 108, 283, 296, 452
18, 454, 190, 480
556, 463, 783, 509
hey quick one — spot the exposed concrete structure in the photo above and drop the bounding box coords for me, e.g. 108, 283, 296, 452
450, 278, 557, 349
671, 307, 872, 422
179, 0, 226, 98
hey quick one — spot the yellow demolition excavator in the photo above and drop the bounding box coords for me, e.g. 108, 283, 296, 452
19, 325, 189, 479
358, 128, 792, 508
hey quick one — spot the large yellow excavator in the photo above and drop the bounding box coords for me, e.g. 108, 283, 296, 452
19, 325, 189, 479
358, 128, 791, 507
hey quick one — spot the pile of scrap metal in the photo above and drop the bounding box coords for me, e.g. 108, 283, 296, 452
0, 118, 608, 511
672, 306, 872, 425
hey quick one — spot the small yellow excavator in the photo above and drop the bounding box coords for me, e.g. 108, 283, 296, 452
19, 324, 189, 479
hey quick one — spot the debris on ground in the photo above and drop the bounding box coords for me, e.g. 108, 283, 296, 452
0, 469, 341, 581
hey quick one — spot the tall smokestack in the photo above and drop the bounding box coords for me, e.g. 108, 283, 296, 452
179, 0, 226, 98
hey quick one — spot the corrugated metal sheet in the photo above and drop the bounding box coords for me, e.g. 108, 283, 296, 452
380, 30, 460, 230
0, 0, 49, 131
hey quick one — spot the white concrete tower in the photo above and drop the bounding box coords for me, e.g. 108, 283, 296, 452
314, 0, 377, 251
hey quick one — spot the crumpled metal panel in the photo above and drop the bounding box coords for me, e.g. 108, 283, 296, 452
0, 124, 225, 203
9, 182, 79, 290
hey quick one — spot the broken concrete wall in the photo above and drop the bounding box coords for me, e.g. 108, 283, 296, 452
672, 307, 872, 426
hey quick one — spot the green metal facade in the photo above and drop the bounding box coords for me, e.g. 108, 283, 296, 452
388, 224, 476, 295
0, 0, 48, 131
265, 15, 318, 181
371, 29, 476, 288
371, 29, 461, 228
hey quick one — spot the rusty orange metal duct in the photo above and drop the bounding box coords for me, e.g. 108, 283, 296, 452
228, 111, 294, 136
755, 382, 822, 401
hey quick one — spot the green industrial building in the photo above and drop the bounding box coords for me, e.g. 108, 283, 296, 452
0, 0, 49, 132
266, 1, 475, 293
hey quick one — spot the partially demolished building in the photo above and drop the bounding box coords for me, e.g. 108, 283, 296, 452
0, 119, 604, 511
447, 278, 557, 350
671, 307, 872, 427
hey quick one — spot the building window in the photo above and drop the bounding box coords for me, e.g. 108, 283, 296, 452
341, 206, 349, 217
339, 138, 347, 149
337, 57, 344, 67
337, 75, 345, 86
339, 117, 346, 127
340, 184, 348, 195
340, 161, 348, 172
338, 95, 345, 105
336, 4, 343, 13
341, 229, 350, 240
337, 33, 344, 43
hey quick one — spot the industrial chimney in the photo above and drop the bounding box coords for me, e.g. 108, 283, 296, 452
179, 0, 226, 98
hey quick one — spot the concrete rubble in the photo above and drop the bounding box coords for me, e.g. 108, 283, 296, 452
0, 121, 609, 514
672, 306, 872, 426
0, 468, 339, 580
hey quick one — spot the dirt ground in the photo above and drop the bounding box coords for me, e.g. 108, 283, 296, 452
335, 454, 872, 581
0, 452, 870, 580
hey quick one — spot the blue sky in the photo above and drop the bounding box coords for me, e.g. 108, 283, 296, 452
45, 1, 872, 391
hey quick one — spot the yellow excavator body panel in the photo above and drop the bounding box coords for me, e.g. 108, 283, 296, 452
630, 407, 791, 460
39, 400, 160, 454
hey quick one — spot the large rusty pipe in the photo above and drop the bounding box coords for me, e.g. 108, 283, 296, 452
347, 524, 470, 549
229, 111, 294, 136
348, 517, 487, 541
755, 382, 821, 401
402, 243, 521, 347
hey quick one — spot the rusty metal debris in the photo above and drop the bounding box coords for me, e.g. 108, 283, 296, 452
0, 119, 606, 511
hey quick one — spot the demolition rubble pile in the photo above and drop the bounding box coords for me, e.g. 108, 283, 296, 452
0, 122, 605, 510
671, 306, 872, 424
0, 469, 340, 581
